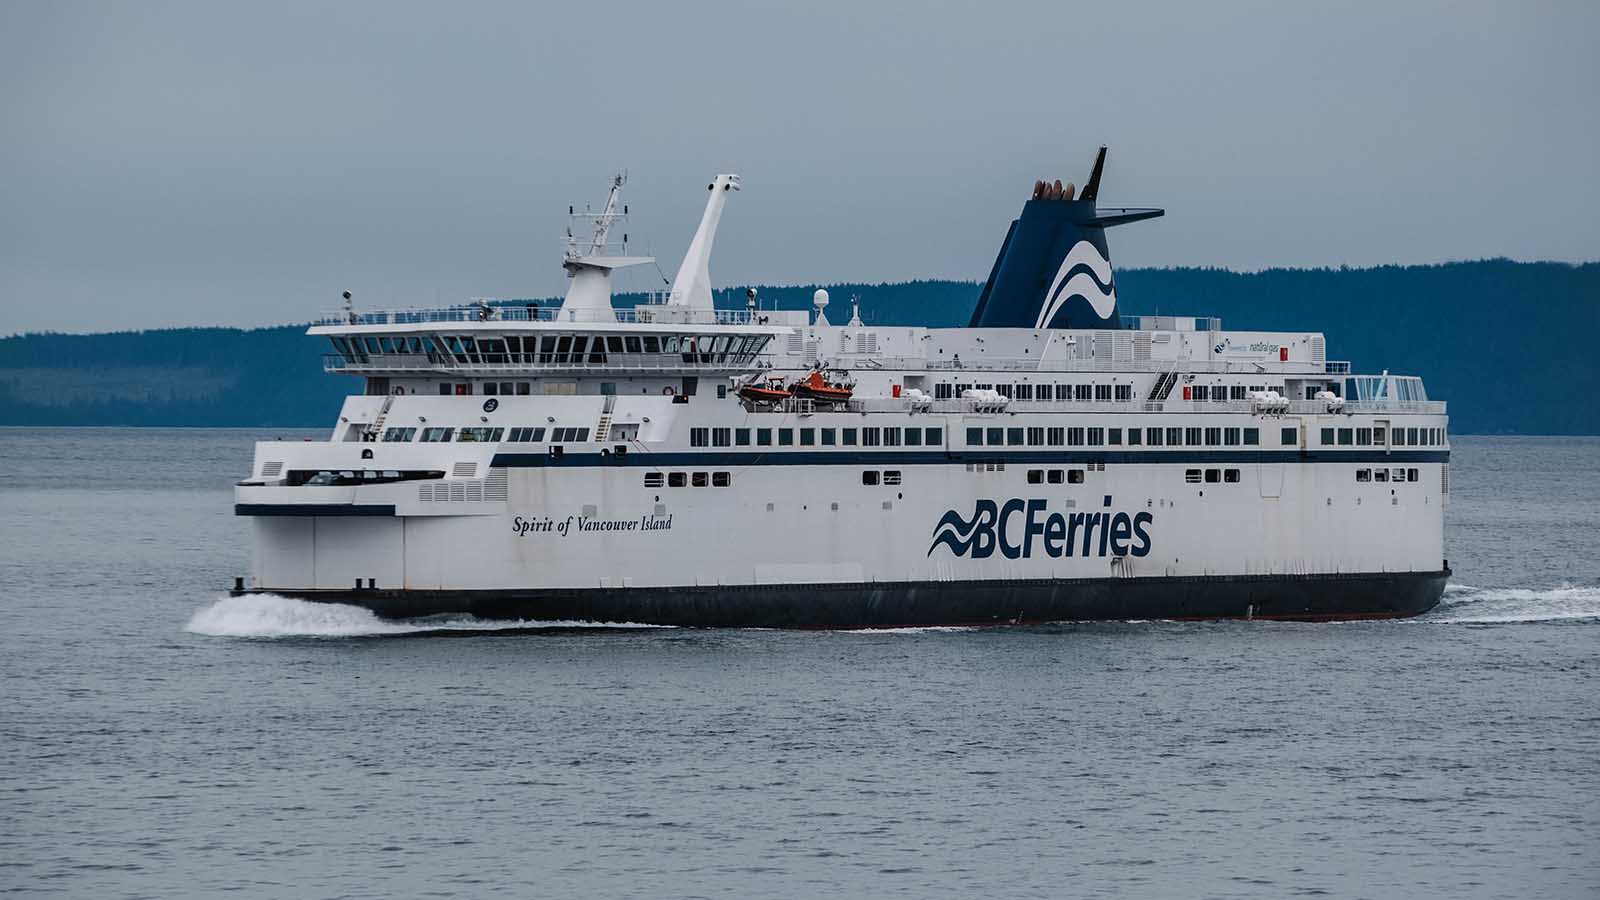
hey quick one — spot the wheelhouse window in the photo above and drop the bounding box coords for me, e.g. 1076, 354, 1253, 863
382, 427, 416, 442
458, 427, 504, 443
420, 427, 454, 443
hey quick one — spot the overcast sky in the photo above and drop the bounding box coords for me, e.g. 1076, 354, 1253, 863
3, 0, 1596, 334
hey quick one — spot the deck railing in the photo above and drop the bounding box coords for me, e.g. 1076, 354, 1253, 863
315, 305, 761, 327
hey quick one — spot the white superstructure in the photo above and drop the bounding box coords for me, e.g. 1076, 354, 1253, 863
235, 156, 1450, 626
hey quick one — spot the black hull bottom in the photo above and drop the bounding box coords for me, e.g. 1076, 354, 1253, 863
234, 569, 1450, 629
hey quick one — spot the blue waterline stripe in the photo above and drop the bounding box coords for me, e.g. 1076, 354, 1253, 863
236, 503, 397, 517
490, 449, 1451, 468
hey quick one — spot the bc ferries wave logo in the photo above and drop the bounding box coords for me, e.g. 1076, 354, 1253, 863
928, 499, 1153, 560
1035, 240, 1116, 328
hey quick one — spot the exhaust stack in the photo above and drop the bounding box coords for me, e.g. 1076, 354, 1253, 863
968, 147, 1162, 330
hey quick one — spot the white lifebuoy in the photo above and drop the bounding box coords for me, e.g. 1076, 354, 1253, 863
662, 386, 676, 396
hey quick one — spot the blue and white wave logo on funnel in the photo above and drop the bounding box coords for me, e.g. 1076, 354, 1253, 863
1036, 239, 1116, 328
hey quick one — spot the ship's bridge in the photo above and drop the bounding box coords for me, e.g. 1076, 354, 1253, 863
311, 301, 803, 376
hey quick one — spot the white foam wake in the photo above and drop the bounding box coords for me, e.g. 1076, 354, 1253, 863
1422, 584, 1600, 624
184, 594, 667, 638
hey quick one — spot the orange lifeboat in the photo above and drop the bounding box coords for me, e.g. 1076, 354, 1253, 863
738, 381, 792, 405
789, 370, 855, 405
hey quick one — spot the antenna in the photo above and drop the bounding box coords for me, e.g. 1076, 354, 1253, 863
1080, 146, 1108, 203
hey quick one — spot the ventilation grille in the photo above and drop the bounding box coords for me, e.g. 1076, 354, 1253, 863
1442, 464, 1450, 495
1133, 332, 1152, 361
452, 462, 477, 479
1113, 331, 1133, 362
860, 332, 878, 354
1093, 332, 1115, 370
786, 332, 803, 353
261, 461, 284, 479
1310, 336, 1327, 365
484, 467, 508, 502
418, 470, 509, 504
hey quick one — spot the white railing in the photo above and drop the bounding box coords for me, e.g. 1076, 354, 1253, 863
315, 305, 761, 328
925, 357, 1325, 375
748, 397, 1446, 416
324, 353, 764, 374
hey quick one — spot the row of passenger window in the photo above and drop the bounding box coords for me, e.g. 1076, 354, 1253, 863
383, 426, 590, 443
968, 425, 1273, 448
644, 471, 733, 488
1026, 469, 1087, 485
1358, 468, 1421, 483
1321, 426, 1443, 447
933, 382, 1135, 402
689, 426, 944, 448
1185, 468, 1243, 484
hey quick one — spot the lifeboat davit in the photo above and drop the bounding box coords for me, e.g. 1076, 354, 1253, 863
738, 381, 793, 405
789, 370, 855, 405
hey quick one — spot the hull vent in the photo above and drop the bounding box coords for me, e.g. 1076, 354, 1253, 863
261, 461, 283, 479
452, 462, 477, 479
484, 467, 509, 501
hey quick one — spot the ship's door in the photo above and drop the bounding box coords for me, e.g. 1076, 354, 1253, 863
680, 377, 699, 397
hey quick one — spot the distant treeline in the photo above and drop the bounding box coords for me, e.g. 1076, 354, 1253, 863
2, 260, 1595, 433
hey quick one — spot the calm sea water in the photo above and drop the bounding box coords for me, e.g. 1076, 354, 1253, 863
1, 429, 1596, 899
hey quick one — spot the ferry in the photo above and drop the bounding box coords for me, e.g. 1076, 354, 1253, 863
232, 151, 1450, 626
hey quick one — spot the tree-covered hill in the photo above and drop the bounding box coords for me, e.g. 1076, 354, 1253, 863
2, 260, 1595, 433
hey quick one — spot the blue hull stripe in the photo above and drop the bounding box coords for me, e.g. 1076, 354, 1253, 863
491, 449, 1450, 468
236, 503, 397, 517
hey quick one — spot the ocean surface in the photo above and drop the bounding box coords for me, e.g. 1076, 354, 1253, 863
1, 428, 1596, 899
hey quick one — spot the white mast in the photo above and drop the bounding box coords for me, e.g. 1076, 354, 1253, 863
556, 172, 654, 323
667, 173, 740, 311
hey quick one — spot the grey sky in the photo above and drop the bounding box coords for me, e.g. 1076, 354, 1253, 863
3, 0, 1596, 334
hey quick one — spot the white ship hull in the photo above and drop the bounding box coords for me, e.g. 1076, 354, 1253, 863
233, 158, 1450, 625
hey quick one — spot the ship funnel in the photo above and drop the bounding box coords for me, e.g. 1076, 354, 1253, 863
667, 173, 740, 310
968, 147, 1162, 330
